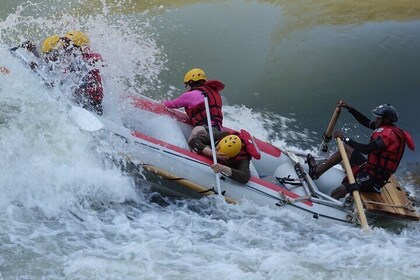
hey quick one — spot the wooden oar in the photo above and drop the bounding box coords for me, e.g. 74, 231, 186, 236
118, 152, 235, 204
203, 93, 222, 196
142, 164, 236, 204
336, 138, 370, 232
318, 106, 342, 156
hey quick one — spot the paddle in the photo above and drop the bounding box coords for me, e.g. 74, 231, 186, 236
10, 46, 54, 87
69, 106, 104, 131
202, 93, 222, 196
318, 106, 342, 157
336, 137, 370, 232
10, 46, 103, 132
141, 164, 236, 204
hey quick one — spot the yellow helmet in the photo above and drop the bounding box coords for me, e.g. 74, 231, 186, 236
184, 68, 206, 84
65, 30, 90, 47
216, 135, 242, 158
41, 35, 62, 53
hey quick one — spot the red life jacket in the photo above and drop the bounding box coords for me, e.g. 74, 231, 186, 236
79, 50, 103, 103
84, 69, 103, 103
82, 50, 103, 66
228, 129, 262, 163
238, 129, 261, 160
363, 126, 414, 181
184, 80, 224, 127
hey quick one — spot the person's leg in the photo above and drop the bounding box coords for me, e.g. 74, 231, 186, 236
331, 179, 359, 200
331, 184, 348, 200
308, 144, 355, 179
188, 126, 207, 143
315, 151, 342, 176
356, 170, 382, 193
331, 169, 381, 200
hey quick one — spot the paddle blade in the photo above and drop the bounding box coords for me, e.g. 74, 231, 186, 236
69, 106, 104, 132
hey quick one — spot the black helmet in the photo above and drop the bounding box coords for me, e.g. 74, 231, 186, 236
371, 104, 398, 123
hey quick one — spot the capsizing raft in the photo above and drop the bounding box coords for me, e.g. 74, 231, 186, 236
95, 95, 419, 228
3, 44, 418, 228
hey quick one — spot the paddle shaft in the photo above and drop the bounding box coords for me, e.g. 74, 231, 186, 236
11, 47, 54, 87
319, 106, 342, 154
336, 138, 370, 231
10, 47, 100, 132
325, 107, 342, 139
203, 95, 222, 196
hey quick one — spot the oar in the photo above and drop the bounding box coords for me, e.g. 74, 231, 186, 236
141, 164, 236, 204
10, 47, 100, 132
69, 106, 104, 131
203, 93, 222, 196
336, 137, 370, 232
119, 152, 236, 204
10, 46, 54, 87
318, 106, 342, 157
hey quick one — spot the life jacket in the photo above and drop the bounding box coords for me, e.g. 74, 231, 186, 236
228, 129, 261, 163
77, 50, 104, 103
362, 126, 415, 181
184, 80, 224, 127
82, 51, 103, 66
84, 69, 103, 103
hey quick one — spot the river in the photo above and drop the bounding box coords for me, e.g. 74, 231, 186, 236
0, 0, 420, 279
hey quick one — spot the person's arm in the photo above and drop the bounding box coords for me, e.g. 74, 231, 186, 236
189, 129, 251, 182
21, 41, 41, 57
339, 101, 375, 129
347, 107, 376, 130
211, 160, 251, 183
163, 90, 203, 109
345, 137, 385, 154
189, 130, 228, 154
228, 159, 251, 183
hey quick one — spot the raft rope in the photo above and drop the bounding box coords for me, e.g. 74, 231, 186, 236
363, 200, 416, 211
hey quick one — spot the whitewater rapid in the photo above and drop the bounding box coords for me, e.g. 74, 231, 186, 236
1, 1, 420, 279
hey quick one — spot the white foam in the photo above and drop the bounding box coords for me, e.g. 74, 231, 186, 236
1, 2, 420, 280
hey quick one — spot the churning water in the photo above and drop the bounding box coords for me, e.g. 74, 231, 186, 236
1, 0, 419, 279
